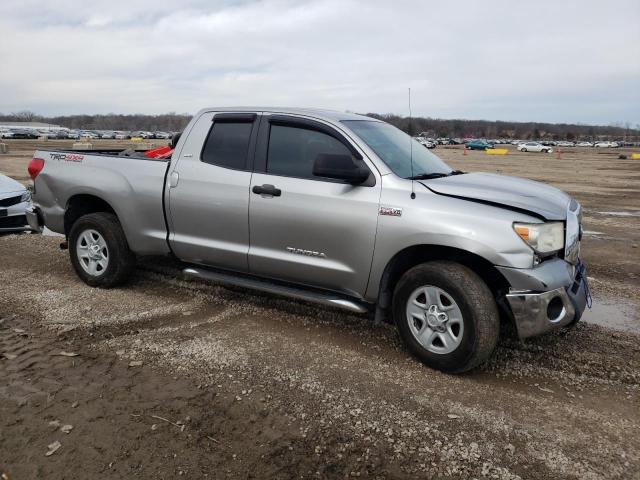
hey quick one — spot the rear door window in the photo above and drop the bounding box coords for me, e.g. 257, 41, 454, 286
201, 121, 254, 170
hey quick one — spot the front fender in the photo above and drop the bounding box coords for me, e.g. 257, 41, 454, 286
365, 184, 538, 301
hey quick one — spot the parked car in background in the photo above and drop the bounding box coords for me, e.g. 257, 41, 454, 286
53, 131, 69, 139
79, 131, 99, 139
594, 141, 619, 148
556, 141, 575, 147
8, 129, 38, 139
414, 137, 436, 149
114, 132, 130, 140
101, 131, 116, 139
0, 174, 31, 232
66, 131, 80, 139
465, 140, 494, 150
517, 142, 553, 153
576, 141, 593, 147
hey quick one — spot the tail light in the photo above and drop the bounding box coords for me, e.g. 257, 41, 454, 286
28, 157, 45, 180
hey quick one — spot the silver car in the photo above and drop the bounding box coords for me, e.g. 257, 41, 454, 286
0, 174, 31, 232
27, 107, 588, 373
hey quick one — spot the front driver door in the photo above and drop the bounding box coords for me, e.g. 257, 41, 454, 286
248, 114, 381, 298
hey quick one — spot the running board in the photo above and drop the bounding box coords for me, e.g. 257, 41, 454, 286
182, 267, 370, 314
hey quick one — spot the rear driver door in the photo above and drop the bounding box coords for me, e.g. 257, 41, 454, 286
167, 112, 259, 271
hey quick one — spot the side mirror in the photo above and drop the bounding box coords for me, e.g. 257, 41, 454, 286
312, 154, 370, 185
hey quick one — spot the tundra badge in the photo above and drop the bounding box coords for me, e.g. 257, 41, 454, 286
379, 206, 402, 217
286, 247, 326, 258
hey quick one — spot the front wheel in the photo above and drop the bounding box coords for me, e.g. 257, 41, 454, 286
69, 212, 136, 288
392, 261, 500, 373
521, 148, 527, 152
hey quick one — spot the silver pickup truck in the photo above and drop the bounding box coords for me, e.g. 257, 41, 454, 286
26, 107, 588, 372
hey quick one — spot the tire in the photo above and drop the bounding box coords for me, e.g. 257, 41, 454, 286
68, 212, 136, 288
521, 148, 527, 152
392, 261, 500, 373
542, 149, 549, 153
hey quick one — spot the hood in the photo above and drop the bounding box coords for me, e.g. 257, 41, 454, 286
0, 174, 26, 196
421, 172, 570, 220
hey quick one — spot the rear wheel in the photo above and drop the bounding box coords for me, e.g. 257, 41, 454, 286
392, 261, 500, 373
521, 148, 527, 152
69, 212, 136, 287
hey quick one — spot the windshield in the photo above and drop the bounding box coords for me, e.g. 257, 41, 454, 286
342, 120, 452, 179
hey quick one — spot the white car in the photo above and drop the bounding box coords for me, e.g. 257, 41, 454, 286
0, 174, 31, 232
576, 141, 593, 147
594, 141, 619, 148
414, 137, 436, 149
517, 142, 553, 153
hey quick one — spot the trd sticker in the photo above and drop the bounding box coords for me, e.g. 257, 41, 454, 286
379, 206, 402, 217
50, 153, 84, 162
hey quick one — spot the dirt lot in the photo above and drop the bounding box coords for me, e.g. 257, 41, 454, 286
1, 140, 639, 479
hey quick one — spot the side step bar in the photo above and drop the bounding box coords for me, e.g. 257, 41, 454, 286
183, 267, 370, 314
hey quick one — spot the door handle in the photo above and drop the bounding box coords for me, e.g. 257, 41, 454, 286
169, 171, 179, 188
252, 184, 281, 197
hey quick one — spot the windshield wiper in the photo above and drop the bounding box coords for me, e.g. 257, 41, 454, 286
408, 170, 465, 180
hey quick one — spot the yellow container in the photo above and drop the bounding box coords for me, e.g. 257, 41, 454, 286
130, 137, 144, 142
486, 148, 509, 155
631, 153, 640, 159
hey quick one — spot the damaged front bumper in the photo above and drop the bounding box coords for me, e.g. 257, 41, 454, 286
498, 258, 588, 339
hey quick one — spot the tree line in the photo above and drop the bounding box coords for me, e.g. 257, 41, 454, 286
365, 113, 640, 142
2, 110, 638, 141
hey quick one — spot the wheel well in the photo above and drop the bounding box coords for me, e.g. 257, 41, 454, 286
64, 195, 116, 236
376, 245, 510, 314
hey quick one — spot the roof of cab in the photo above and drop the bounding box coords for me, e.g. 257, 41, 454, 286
196, 107, 379, 123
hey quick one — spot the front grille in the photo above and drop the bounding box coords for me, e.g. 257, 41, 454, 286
0, 195, 22, 207
0, 214, 27, 229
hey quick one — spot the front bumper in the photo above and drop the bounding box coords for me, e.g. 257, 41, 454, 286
499, 259, 588, 339
0, 200, 31, 232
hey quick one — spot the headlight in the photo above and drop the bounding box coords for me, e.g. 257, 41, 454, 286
513, 222, 564, 254
20, 191, 31, 203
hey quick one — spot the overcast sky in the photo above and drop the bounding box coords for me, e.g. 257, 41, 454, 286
1, 0, 639, 125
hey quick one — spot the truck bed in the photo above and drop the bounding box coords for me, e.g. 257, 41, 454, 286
32, 148, 172, 256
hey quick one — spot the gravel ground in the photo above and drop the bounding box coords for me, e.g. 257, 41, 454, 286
1, 141, 639, 479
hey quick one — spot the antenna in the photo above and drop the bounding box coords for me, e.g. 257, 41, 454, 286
409, 87, 415, 199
